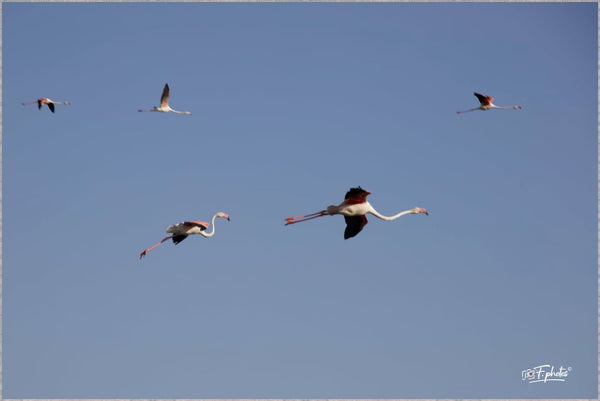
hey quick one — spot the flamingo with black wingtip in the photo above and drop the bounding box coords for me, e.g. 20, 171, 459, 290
22, 98, 70, 113
285, 187, 428, 239
457, 92, 521, 114
139, 212, 230, 259
138, 83, 191, 115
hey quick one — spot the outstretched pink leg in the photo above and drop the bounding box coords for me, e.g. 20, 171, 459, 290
456, 107, 480, 114
285, 210, 328, 225
139, 236, 173, 259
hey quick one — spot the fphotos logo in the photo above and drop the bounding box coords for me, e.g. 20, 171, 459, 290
522, 364, 572, 383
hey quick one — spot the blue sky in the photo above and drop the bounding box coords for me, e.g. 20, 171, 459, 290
2, 2, 597, 398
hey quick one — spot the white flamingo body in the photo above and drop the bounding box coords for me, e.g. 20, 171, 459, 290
140, 212, 230, 258
327, 201, 423, 220
286, 187, 428, 239
167, 222, 208, 236
138, 83, 191, 115
457, 92, 521, 114
22, 98, 70, 113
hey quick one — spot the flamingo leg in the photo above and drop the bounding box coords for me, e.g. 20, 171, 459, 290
456, 107, 480, 114
285, 210, 327, 225
139, 235, 173, 259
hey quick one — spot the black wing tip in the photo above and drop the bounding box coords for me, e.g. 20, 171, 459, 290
343, 229, 359, 239
345, 186, 369, 199
343, 215, 366, 239
172, 235, 188, 244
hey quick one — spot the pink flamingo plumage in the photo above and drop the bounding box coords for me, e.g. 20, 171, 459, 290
22, 98, 70, 113
138, 83, 191, 115
139, 212, 230, 259
285, 187, 428, 239
457, 92, 521, 114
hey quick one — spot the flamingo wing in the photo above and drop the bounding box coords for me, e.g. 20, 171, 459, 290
474, 92, 492, 106
171, 234, 188, 244
47, 102, 55, 113
344, 215, 368, 239
160, 84, 170, 107
170, 221, 208, 244
182, 220, 209, 230
344, 186, 370, 205
37, 99, 43, 109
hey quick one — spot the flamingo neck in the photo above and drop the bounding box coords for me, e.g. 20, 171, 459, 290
171, 109, 191, 115
368, 206, 415, 221
199, 214, 219, 237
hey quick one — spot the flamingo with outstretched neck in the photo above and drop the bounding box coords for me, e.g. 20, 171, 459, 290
457, 92, 521, 114
22, 98, 70, 113
140, 212, 230, 258
138, 83, 191, 115
285, 187, 428, 239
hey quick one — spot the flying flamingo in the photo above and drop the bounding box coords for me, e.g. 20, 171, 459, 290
138, 83, 191, 115
139, 212, 230, 258
285, 187, 428, 239
457, 92, 521, 114
22, 98, 70, 113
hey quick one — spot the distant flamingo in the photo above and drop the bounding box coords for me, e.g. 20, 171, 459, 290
22, 98, 70, 113
139, 212, 230, 258
138, 83, 191, 115
457, 92, 521, 114
285, 187, 428, 239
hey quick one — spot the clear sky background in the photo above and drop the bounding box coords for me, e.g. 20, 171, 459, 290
2, 2, 597, 399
